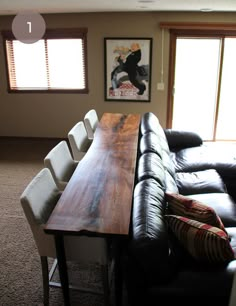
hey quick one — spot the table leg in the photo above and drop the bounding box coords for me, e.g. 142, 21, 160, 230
113, 238, 124, 306
54, 234, 70, 306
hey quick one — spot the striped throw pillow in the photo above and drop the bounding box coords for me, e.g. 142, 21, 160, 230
165, 192, 226, 233
166, 215, 235, 264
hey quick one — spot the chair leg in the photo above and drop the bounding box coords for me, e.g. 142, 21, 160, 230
40, 256, 49, 306
101, 264, 110, 306
48, 259, 61, 288
41, 257, 110, 306
48, 259, 103, 294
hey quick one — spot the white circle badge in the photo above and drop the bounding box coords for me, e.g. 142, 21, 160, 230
12, 12, 46, 44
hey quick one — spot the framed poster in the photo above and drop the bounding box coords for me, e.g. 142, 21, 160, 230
104, 37, 152, 102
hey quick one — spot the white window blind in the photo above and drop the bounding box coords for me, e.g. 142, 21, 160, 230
3, 29, 88, 93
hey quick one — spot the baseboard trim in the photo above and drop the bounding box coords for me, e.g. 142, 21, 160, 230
0, 136, 67, 142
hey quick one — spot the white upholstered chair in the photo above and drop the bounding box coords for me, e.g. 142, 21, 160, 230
20, 168, 110, 306
68, 121, 92, 162
44, 140, 78, 191
84, 109, 99, 140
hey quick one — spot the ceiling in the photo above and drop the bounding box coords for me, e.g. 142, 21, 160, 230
0, 0, 236, 16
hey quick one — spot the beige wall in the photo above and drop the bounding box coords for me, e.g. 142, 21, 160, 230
0, 11, 235, 137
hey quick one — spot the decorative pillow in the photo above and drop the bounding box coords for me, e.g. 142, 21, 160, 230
165, 192, 227, 234
166, 215, 235, 264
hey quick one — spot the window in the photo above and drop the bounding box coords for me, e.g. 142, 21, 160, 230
163, 23, 236, 141
2, 28, 88, 93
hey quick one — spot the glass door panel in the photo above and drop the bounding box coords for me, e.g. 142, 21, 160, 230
216, 38, 236, 140
172, 38, 221, 140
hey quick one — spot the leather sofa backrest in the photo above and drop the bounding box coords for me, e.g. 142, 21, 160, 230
130, 112, 180, 284
131, 178, 172, 284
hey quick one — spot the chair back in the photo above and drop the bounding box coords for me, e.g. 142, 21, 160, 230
20, 168, 108, 264
68, 121, 91, 162
44, 140, 77, 191
20, 168, 58, 257
84, 109, 99, 140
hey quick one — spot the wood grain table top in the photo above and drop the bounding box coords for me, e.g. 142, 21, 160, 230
45, 112, 141, 237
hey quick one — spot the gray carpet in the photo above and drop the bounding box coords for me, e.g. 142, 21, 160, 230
0, 138, 107, 306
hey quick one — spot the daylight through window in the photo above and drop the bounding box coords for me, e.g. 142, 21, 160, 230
166, 25, 236, 141
2, 29, 88, 93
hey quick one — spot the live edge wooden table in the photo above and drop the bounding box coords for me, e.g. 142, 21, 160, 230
44, 112, 141, 306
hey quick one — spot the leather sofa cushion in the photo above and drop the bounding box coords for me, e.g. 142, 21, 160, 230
140, 111, 160, 135
137, 152, 178, 193
164, 129, 203, 150
165, 171, 179, 193
145, 257, 236, 306
140, 112, 170, 150
171, 143, 236, 177
162, 150, 176, 178
186, 193, 236, 227
137, 153, 165, 186
140, 132, 163, 158
175, 169, 227, 195
171, 146, 212, 172
226, 227, 236, 253
132, 178, 167, 244
144, 229, 236, 306
131, 178, 172, 283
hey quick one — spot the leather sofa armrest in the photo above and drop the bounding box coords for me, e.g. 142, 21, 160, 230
164, 129, 203, 150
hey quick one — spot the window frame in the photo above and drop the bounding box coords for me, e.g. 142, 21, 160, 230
2, 28, 89, 93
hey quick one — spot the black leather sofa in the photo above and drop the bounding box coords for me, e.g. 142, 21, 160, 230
125, 112, 236, 306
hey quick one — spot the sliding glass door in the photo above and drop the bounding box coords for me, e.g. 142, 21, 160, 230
169, 32, 236, 141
